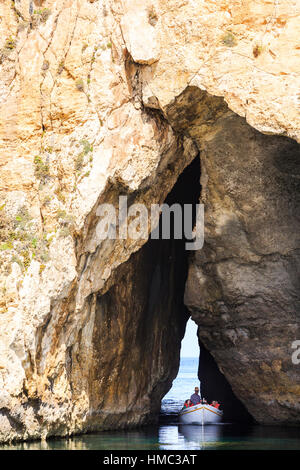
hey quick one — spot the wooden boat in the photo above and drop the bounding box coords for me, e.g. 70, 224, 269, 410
179, 404, 223, 425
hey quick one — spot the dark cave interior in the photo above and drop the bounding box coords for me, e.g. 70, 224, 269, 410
157, 154, 253, 423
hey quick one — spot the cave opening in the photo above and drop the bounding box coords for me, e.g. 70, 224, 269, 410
159, 316, 253, 424
161, 318, 200, 416
154, 153, 253, 425
90, 150, 253, 430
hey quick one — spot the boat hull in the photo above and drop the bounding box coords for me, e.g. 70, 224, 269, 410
179, 404, 223, 425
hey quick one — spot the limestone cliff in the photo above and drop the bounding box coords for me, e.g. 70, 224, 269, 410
0, 0, 299, 442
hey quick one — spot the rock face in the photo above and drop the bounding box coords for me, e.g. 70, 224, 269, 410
178, 106, 300, 425
163, 86, 300, 424
0, 0, 299, 441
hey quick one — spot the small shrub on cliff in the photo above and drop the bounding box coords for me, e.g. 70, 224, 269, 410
11, 255, 23, 269
4, 36, 16, 50
0, 204, 8, 242
221, 32, 237, 47
42, 145, 53, 154
253, 44, 263, 58
42, 195, 51, 207
75, 140, 93, 172
56, 209, 74, 238
42, 60, 49, 71
0, 242, 13, 251
20, 250, 31, 270
17, 20, 29, 33
75, 153, 84, 172
0, 36, 16, 63
75, 78, 85, 92
11, 208, 34, 244
32, 8, 51, 27
54, 188, 66, 203
91, 45, 99, 63
57, 60, 64, 74
80, 139, 93, 155
0, 206, 35, 247
0, 201, 52, 272
15, 207, 32, 229
39, 263, 46, 275
148, 7, 158, 26
34, 155, 50, 181
40, 8, 52, 23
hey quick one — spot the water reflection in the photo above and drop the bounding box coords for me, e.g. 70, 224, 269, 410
2, 423, 300, 450
178, 424, 222, 449
159, 424, 225, 450
160, 423, 300, 451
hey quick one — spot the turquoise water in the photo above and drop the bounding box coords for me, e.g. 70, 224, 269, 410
4, 424, 300, 450
2, 358, 300, 450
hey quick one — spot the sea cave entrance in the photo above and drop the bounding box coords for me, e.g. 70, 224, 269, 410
91, 152, 252, 430
159, 316, 253, 423
161, 318, 200, 416
150, 154, 253, 424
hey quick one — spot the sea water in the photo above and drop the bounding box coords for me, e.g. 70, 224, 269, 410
2, 358, 300, 450
161, 356, 200, 415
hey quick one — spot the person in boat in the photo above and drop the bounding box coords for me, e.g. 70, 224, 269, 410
190, 387, 201, 405
183, 399, 193, 409
202, 397, 208, 404
210, 400, 220, 409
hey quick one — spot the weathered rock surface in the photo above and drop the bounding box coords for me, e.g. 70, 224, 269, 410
163, 85, 300, 424
0, 0, 299, 441
184, 112, 300, 425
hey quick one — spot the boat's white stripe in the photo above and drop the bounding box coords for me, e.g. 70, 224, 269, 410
180, 406, 222, 417
203, 406, 223, 416
180, 406, 203, 415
